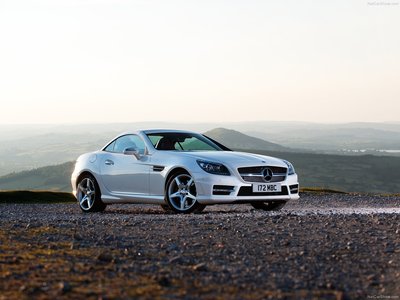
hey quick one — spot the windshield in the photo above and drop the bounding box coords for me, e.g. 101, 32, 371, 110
146, 132, 223, 151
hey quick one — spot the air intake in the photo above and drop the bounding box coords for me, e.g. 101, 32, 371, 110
213, 185, 235, 195
289, 184, 299, 194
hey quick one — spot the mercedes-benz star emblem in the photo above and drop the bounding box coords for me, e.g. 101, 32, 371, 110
262, 168, 273, 182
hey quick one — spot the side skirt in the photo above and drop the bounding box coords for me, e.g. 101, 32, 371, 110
101, 194, 165, 205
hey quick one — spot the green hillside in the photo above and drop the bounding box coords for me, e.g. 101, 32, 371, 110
205, 128, 288, 151
246, 124, 400, 151
0, 151, 399, 194
2, 122, 400, 176
0, 129, 399, 194
244, 150, 400, 194
0, 161, 75, 192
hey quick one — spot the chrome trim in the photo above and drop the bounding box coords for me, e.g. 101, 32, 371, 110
213, 188, 235, 192
240, 173, 287, 177
238, 166, 287, 183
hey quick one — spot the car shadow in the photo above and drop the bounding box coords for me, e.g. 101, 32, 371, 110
98, 207, 254, 216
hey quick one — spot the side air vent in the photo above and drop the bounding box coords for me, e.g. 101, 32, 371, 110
153, 165, 165, 172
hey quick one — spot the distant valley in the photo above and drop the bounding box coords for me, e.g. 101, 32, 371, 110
0, 125, 399, 194
204, 128, 290, 152
1, 121, 400, 176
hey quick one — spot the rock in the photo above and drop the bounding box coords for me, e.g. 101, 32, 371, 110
157, 276, 172, 287
97, 252, 114, 262
168, 256, 182, 264
166, 243, 179, 251
73, 233, 83, 241
58, 281, 72, 293
385, 246, 395, 253
11, 256, 20, 263
192, 263, 207, 272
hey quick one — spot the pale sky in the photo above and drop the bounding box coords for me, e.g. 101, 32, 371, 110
0, 0, 399, 124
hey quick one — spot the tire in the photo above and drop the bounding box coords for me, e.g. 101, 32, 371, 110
165, 171, 206, 214
77, 174, 106, 212
251, 201, 286, 211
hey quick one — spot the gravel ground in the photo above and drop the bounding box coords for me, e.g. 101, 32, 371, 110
1, 192, 400, 300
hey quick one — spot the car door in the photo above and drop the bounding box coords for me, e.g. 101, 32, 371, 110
100, 134, 150, 195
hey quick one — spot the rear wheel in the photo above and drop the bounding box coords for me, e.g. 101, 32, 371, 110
77, 175, 106, 212
165, 172, 206, 214
251, 201, 286, 211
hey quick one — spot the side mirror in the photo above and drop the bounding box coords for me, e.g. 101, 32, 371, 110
123, 147, 141, 159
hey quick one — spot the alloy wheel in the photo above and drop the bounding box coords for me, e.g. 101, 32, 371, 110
167, 174, 198, 212
78, 177, 96, 211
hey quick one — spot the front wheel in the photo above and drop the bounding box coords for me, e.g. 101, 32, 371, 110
165, 172, 206, 214
77, 175, 106, 212
251, 201, 286, 211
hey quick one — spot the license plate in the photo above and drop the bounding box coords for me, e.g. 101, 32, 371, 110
252, 183, 281, 193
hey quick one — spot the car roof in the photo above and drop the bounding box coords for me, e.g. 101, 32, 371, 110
140, 129, 198, 135
102, 129, 200, 150
109, 129, 200, 140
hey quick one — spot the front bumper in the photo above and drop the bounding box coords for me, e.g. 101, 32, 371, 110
193, 172, 299, 204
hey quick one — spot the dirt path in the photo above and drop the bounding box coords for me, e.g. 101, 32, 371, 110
1, 193, 400, 299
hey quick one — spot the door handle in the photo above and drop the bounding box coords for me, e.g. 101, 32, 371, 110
105, 159, 114, 166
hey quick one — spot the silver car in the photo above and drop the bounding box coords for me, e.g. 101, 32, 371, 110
71, 129, 299, 213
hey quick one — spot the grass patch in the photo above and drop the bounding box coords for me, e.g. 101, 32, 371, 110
0, 190, 76, 204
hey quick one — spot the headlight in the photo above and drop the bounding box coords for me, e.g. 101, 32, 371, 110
283, 160, 295, 175
197, 160, 230, 176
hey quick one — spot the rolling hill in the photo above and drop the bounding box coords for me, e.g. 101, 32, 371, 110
0, 127, 399, 194
0, 150, 399, 194
0, 161, 75, 192
248, 150, 400, 194
1, 121, 400, 176
204, 128, 289, 151
247, 127, 400, 152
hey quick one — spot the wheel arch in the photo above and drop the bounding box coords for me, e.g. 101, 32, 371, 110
75, 170, 107, 212
164, 167, 191, 192
76, 171, 98, 188
163, 166, 206, 213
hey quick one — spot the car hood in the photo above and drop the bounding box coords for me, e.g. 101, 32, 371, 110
176, 151, 287, 169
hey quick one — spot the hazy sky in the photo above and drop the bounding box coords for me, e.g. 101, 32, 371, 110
0, 0, 399, 124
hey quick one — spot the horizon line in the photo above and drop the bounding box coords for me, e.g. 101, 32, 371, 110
0, 120, 399, 127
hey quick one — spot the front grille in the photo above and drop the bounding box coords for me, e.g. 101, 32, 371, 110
213, 185, 235, 196
238, 166, 287, 183
238, 166, 287, 174
238, 186, 289, 197
241, 175, 286, 183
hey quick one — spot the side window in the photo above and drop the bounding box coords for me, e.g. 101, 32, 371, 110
113, 135, 146, 154
104, 141, 116, 152
148, 135, 162, 147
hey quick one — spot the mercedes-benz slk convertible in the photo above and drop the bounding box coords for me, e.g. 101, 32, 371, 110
71, 129, 299, 213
